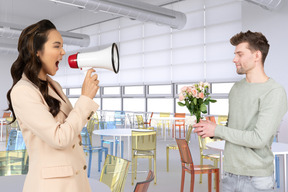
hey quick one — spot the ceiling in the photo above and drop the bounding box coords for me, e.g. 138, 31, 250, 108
0, 0, 180, 32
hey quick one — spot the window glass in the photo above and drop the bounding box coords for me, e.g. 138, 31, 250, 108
68, 98, 78, 107
123, 98, 145, 112
102, 98, 121, 111
209, 98, 228, 116
93, 98, 101, 105
69, 88, 81, 95
148, 85, 171, 95
211, 83, 234, 94
124, 86, 144, 95
103, 87, 120, 95
147, 98, 173, 113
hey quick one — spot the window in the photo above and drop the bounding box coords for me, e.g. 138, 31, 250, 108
211, 82, 234, 94
69, 88, 81, 96
147, 98, 173, 113
148, 85, 172, 95
124, 86, 144, 95
103, 87, 120, 95
102, 98, 121, 111
123, 98, 145, 112
209, 98, 228, 116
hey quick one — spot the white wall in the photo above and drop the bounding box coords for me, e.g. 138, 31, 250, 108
242, 1, 288, 143
0, 55, 16, 115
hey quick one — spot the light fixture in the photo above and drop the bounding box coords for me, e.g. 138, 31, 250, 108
49, 0, 187, 30
245, 0, 283, 10
0, 22, 90, 48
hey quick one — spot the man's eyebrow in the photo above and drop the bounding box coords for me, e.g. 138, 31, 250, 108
53, 41, 61, 45
234, 51, 242, 54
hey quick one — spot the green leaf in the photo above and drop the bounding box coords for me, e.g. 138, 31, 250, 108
200, 103, 207, 112
178, 102, 186, 106
193, 98, 197, 105
210, 99, 217, 103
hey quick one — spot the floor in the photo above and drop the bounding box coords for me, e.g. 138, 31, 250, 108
0, 126, 285, 192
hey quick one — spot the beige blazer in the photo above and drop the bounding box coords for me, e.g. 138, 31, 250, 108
11, 74, 99, 192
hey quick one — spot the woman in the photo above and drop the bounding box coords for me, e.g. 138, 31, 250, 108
6, 19, 99, 192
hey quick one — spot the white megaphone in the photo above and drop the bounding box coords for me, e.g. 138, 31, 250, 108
68, 43, 119, 73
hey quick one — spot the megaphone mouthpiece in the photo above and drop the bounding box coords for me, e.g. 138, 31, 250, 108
68, 43, 119, 74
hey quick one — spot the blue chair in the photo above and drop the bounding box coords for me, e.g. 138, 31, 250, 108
100, 121, 124, 158
114, 111, 126, 128
273, 136, 280, 188
6, 129, 26, 151
81, 127, 108, 177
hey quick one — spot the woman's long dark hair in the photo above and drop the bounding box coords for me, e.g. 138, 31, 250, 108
6, 19, 61, 123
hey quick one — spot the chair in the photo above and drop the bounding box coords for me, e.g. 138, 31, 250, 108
100, 154, 130, 192
199, 116, 220, 185
217, 115, 228, 126
80, 127, 108, 177
114, 111, 126, 128
173, 113, 186, 138
176, 138, 220, 192
6, 129, 26, 151
131, 130, 157, 185
273, 136, 280, 188
166, 124, 193, 172
0, 149, 29, 176
136, 115, 154, 130
157, 112, 170, 136
5, 119, 19, 147
95, 113, 124, 158
143, 112, 153, 127
133, 170, 155, 192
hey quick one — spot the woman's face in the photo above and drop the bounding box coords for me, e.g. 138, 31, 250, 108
37, 29, 65, 80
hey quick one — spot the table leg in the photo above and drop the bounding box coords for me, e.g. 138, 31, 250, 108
284, 154, 287, 192
128, 136, 131, 160
113, 136, 116, 156
220, 151, 223, 178
119, 136, 122, 158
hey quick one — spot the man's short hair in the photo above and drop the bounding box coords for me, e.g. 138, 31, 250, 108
230, 30, 270, 65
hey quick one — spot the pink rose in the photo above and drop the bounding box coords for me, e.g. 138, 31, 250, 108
192, 88, 197, 97
179, 93, 185, 101
198, 92, 204, 99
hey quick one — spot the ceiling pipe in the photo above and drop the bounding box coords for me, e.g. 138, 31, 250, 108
0, 22, 90, 47
244, 0, 283, 10
49, 0, 187, 30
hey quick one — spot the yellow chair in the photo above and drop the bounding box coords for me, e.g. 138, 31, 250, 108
166, 124, 193, 172
217, 115, 228, 126
131, 130, 157, 185
100, 154, 130, 192
0, 149, 28, 176
136, 115, 154, 130
157, 112, 170, 136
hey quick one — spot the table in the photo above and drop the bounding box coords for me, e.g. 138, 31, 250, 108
0, 118, 6, 142
93, 129, 151, 160
152, 117, 186, 141
206, 140, 288, 192
0, 175, 111, 192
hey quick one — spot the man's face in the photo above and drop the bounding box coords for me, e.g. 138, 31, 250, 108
233, 42, 257, 75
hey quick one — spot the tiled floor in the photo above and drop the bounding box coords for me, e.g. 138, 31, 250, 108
0, 126, 285, 192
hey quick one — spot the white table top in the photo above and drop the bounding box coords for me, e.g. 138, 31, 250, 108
152, 117, 186, 120
0, 175, 111, 192
0, 118, 6, 121
206, 140, 288, 154
93, 128, 151, 136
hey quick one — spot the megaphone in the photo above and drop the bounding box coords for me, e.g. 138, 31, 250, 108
68, 43, 119, 73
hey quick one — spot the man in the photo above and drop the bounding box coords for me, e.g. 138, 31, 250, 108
194, 31, 287, 192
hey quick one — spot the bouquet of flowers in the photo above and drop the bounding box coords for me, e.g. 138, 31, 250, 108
178, 82, 216, 123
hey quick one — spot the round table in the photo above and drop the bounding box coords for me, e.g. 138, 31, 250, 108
93, 128, 151, 159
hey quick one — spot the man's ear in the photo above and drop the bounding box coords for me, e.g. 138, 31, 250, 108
255, 50, 262, 62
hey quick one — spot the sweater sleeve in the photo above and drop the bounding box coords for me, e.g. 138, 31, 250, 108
11, 83, 99, 149
215, 87, 287, 148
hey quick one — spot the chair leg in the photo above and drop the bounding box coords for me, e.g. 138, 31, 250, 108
88, 151, 92, 177
97, 150, 102, 173
190, 171, 195, 192
180, 167, 185, 192
166, 146, 169, 172
154, 156, 157, 184
132, 156, 134, 185
213, 160, 218, 189
215, 171, 220, 192
208, 172, 212, 192
199, 157, 203, 184
135, 158, 137, 180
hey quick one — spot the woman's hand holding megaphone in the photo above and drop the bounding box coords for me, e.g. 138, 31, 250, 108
81, 68, 99, 99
